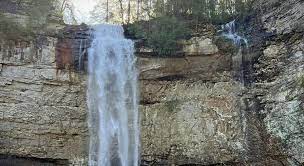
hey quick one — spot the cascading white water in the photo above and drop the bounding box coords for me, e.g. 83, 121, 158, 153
221, 20, 248, 84
221, 20, 248, 47
87, 24, 139, 166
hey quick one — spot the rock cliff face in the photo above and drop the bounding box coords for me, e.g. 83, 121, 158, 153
0, 36, 89, 165
0, 23, 243, 165
138, 44, 246, 165
0, 0, 303, 165
250, 0, 304, 164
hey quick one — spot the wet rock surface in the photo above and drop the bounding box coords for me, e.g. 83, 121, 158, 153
55, 24, 91, 72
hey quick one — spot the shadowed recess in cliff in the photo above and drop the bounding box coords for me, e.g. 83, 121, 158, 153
87, 24, 140, 166
0, 155, 68, 166
55, 24, 91, 72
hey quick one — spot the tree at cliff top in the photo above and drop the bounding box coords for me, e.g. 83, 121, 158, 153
0, 0, 63, 40
124, 0, 253, 55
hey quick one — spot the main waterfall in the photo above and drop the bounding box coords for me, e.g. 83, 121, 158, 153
87, 24, 139, 166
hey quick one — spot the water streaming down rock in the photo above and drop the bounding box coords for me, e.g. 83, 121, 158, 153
221, 20, 248, 47
222, 20, 267, 163
222, 20, 251, 161
78, 39, 83, 71
221, 20, 248, 84
87, 24, 140, 166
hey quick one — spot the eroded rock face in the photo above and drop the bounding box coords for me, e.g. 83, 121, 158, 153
254, 0, 304, 35
137, 54, 231, 81
0, 38, 89, 164
140, 80, 245, 165
183, 37, 219, 56
251, 0, 304, 164
254, 40, 304, 163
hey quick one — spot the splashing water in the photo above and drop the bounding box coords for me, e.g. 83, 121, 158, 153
221, 20, 248, 47
87, 24, 140, 166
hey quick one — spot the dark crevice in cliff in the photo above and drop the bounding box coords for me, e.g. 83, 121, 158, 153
155, 75, 187, 81
55, 24, 91, 73
140, 100, 161, 106
0, 155, 69, 166
135, 51, 186, 58
241, 93, 286, 164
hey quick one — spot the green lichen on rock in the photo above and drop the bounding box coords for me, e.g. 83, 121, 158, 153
297, 75, 304, 89
164, 99, 180, 112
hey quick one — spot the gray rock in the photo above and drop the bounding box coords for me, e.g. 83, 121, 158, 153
183, 37, 219, 56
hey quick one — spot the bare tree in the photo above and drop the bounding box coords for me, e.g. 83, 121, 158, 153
60, 0, 67, 13
127, 0, 131, 24
117, 0, 124, 24
106, 0, 109, 22
136, 0, 140, 20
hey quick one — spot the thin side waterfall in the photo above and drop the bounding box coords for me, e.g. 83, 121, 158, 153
222, 20, 261, 162
221, 20, 248, 84
87, 24, 139, 166
78, 39, 83, 71
222, 19, 249, 158
221, 20, 248, 47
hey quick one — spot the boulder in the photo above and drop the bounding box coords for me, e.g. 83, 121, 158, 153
183, 37, 219, 56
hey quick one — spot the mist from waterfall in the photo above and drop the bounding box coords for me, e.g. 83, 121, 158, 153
87, 24, 139, 166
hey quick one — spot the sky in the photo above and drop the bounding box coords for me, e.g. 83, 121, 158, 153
64, 0, 100, 24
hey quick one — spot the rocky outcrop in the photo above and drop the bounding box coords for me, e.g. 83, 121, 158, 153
253, 36, 304, 164
0, 6, 89, 163
248, 0, 304, 164
182, 37, 219, 56
135, 33, 246, 165
255, 0, 304, 35
137, 54, 231, 81
0, 36, 89, 164
140, 80, 245, 165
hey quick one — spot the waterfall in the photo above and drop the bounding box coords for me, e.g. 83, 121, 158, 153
222, 19, 248, 153
78, 39, 83, 71
87, 24, 139, 166
221, 20, 248, 47
221, 20, 248, 84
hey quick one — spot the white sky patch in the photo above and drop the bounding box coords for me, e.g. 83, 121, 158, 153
64, 0, 101, 25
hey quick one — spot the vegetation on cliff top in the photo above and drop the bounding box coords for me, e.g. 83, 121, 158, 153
125, 0, 253, 55
0, 0, 62, 40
